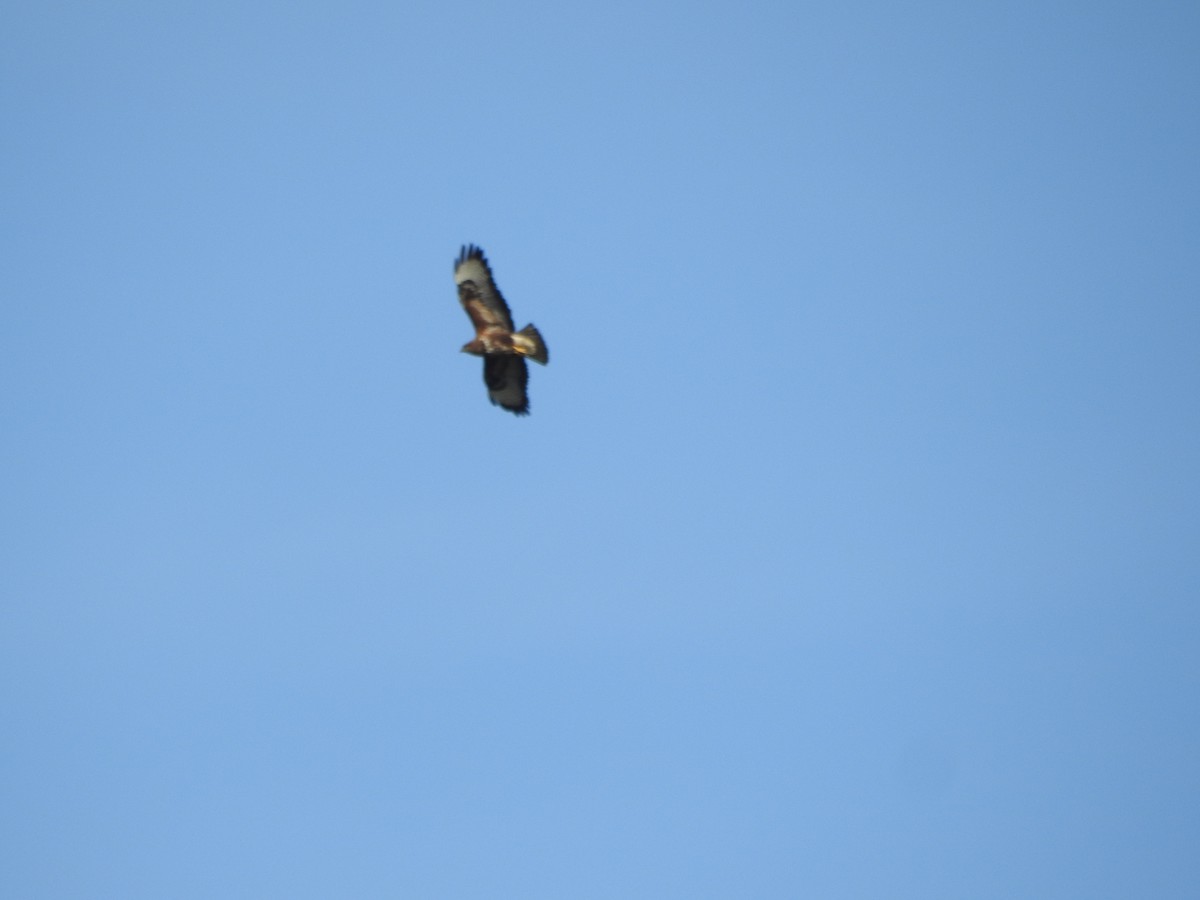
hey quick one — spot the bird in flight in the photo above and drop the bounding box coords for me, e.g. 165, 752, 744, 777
454, 245, 549, 415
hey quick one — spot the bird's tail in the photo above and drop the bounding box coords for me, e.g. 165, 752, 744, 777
514, 324, 549, 365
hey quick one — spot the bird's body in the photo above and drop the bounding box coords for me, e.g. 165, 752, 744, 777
454, 245, 548, 415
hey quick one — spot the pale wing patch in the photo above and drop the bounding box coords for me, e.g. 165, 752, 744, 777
453, 255, 491, 289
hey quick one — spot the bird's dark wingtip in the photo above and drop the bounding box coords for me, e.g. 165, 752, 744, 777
455, 244, 486, 270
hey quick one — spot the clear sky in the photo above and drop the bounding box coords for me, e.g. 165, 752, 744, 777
3, 1, 1199, 897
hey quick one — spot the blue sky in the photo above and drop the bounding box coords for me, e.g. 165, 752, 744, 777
3, 1, 1198, 896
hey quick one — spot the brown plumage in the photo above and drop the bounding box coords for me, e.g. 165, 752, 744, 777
454, 245, 548, 416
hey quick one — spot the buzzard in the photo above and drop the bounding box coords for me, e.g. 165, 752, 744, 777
454, 244, 549, 416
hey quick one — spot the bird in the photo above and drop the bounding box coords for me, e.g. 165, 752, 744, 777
454, 244, 549, 415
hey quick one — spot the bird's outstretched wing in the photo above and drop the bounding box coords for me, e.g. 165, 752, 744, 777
454, 245, 514, 334
483, 354, 530, 415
